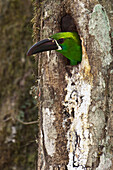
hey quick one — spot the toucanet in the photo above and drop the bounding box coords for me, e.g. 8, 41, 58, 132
27, 32, 82, 65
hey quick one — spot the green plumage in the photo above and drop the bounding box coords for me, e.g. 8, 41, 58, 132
27, 32, 82, 66
51, 32, 82, 65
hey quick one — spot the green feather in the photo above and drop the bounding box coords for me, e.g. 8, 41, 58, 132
51, 32, 82, 65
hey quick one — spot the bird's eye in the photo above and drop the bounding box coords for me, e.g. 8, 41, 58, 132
57, 38, 65, 44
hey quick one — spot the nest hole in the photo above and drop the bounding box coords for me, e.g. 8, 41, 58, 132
60, 14, 82, 65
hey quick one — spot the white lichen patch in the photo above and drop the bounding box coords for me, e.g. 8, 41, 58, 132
63, 67, 93, 169
99, 71, 105, 89
89, 4, 112, 67
42, 108, 57, 156
47, 51, 58, 67
96, 153, 112, 170
47, 51, 50, 62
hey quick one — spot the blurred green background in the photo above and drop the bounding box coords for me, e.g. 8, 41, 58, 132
0, 0, 38, 169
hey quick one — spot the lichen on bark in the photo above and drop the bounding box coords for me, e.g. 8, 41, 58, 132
33, 0, 113, 169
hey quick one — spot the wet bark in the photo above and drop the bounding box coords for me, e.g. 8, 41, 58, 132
34, 0, 113, 169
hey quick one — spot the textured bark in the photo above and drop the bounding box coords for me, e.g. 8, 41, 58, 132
34, 0, 113, 169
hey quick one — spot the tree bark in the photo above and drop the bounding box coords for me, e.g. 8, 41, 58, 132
34, 0, 113, 169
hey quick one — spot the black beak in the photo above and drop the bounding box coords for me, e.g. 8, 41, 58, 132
27, 38, 58, 56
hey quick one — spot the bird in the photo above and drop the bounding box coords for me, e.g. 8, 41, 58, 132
27, 32, 82, 65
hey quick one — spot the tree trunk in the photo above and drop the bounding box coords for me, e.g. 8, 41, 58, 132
34, 0, 113, 169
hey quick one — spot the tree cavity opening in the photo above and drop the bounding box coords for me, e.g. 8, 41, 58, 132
60, 14, 82, 65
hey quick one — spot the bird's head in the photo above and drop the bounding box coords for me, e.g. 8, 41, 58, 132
27, 32, 82, 65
